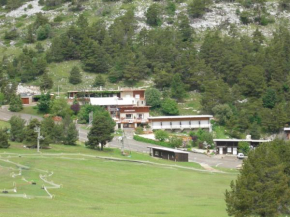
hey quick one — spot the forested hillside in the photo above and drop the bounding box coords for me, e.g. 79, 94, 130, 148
1, 0, 290, 138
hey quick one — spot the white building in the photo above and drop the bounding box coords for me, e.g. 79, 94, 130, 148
148, 115, 213, 131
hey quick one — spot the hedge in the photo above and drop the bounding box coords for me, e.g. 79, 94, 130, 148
133, 135, 172, 148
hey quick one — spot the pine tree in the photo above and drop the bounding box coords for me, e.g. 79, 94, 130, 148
9, 94, 23, 112
41, 117, 55, 146
40, 73, 53, 91
9, 116, 26, 142
171, 74, 186, 101
24, 119, 40, 147
85, 113, 115, 150
38, 92, 51, 113
63, 123, 78, 145
81, 40, 109, 73
93, 74, 106, 87
25, 25, 35, 43
69, 66, 82, 85
145, 88, 162, 108
225, 142, 290, 217
146, 4, 162, 26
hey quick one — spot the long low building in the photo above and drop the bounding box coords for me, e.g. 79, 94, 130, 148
147, 146, 189, 162
214, 138, 271, 155
148, 115, 213, 132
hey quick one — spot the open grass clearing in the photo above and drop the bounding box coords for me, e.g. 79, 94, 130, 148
0, 142, 236, 217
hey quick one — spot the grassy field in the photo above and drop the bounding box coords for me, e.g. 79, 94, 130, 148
0, 120, 10, 129
0, 143, 236, 217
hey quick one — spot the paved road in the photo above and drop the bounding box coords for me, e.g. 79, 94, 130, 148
0, 106, 242, 169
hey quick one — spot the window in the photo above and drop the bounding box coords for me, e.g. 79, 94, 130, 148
154, 151, 159, 156
227, 147, 232, 153
138, 114, 143, 119
141, 101, 143, 104
126, 114, 132, 119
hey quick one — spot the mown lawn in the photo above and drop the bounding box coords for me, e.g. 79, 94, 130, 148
0, 120, 10, 129
0, 143, 236, 217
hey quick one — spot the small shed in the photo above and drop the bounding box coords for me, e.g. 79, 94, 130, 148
147, 146, 189, 162
20, 94, 33, 105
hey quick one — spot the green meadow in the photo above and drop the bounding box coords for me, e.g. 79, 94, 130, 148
0, 142, 236, 217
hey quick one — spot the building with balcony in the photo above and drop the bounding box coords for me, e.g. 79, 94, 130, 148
148, 115, 213, 132
80, 88, 149, 129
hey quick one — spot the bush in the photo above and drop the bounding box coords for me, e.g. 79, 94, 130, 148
0, 129, 10, 148
169, 135, 183, 148
135, 126, 144, 135
9, 95, 23, 112
133, 135, 171, 147
154, 130, 169, 142
240, 11, 251, 24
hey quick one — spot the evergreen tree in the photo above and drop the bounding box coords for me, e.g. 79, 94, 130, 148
249, 122, 261, 140
225, 142, 290, 217
93, 74, 106, 87
9, 116, 26, 142
81, 40, 109, 73
9, 94, 23, 112
188, 0, 211, 18
37, 92, 51, 113
212, 104, 233, 126
171, 73, 186, 101
35, 42, 44, 53
76, 14, 88, 29
178, 14, 193, 42
63, 122, 78, 145
238, 65, 266, 98
262, 88, 277, 109
146, 4, 162, 26
85, 112, 115, 150
25, 25, 35, 43
40, 73, 53, 91
41, 117, 55, 146
145, 88, 162, 108
24, 118, 40, 147
69, 66, 82, 85
0, 128, 10, 148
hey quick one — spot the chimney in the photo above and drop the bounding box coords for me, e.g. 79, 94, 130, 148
246, 135, 251, 140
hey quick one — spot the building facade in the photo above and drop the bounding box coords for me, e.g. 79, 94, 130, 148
148, 115, 213, 132
214, 138, 270, 155
70, 88, 149, 129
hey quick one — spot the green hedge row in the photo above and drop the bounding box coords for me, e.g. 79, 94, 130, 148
133, 135, 172, 148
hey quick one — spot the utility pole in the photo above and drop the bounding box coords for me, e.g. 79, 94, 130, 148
118, 131, 125, 154
34, 126, 41, 153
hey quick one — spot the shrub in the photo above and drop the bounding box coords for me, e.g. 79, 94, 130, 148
0, 129, 10, 148
169, 136, 183, 148
154, 130, 169, 142
135, 126, 144, 135
240, 11, 251, 24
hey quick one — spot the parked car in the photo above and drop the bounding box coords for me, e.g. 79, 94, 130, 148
237, 153, 245, 159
